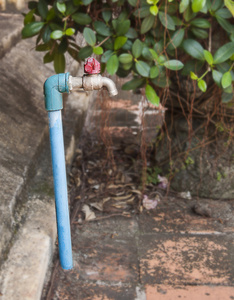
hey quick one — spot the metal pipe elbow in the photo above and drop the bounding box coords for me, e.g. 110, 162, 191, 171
44, 73, 70, 111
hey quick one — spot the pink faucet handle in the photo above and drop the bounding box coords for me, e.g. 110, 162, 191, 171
84, 57, 101, 74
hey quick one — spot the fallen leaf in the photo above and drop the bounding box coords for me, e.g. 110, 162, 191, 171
82, 204, 96, 220
90, 202, 103, 211
112, 194, 133, 201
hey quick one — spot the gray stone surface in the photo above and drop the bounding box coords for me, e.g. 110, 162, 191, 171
0, 35, 52, 263
0, 14, 92, 300
0, 13, 23, 59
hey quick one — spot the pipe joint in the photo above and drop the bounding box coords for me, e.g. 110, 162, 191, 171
44, 73, 70, 111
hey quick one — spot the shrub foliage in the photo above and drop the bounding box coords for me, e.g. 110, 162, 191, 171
22, 0, 234, 106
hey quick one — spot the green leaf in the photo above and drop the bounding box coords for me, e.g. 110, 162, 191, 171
141, 15, 155, 34
94, 21, 111, 37
78, 46, 93, 60
213, 42, 234, 64
65, 2, 78, 15
54, 53, 65, 73
134, 6, 150, 18
209, 0, 224, 11
46, 8, 56, 21
102, 10, 112, 23
182, 39, 205, 60
24, 9, 35, 25
122, 62, 133, 70
191, 28, 208, 39
125, 28, 138, 39
22, 22, 44, 38
221, 71, 232, 88
181, 59, 204, 75
42, 26, 51, 43
224, 0, 234, 17
164, 60, 184, 70
36, 43, 49, 52
167, 29, 185, 51
215, 8, 232, 18
190, 18, 211, 28
212, 70, 223, 86
142, 47, 155, 61
118, 53, 133, 64
82, 0, 93, 5
116, 20, 130, 36
223, 85, 233, 94
184, 5, 196, 21
157, 55, 166, 64
150, 65, 159, 78
122, 40, 133, 51
43, 52, 54, 64
190, 71, 198, 79
132, 39, 143, 58
198, 79, 207, 92
215, 16, 234, 33
154, 40, 164, 53
151, 76, 170, 87
67, 47, 79, 61
128, 0, 138, 6
203, 50, 213, 65
65, 28, 75, 36
38, 0, 48, 19
192, 0, 206, 12
106, 54, 119, 75
122, 77, 145, 90
222, 92, 233, 103
72, 13, 92, 25
150, 5, 158, 16
114, 36, 127, 50
28, 1, 37, 9
179, 0, 190, 13
56, 2, 66, 14
83, 28, 96, 46
145, 84, 159, 106
135, 60, 150, 77
158, 12, 175, 31
58, 38, 68, 54
93, 46, 103, 55
50, 30, 63, 39
101, 50, 114, 63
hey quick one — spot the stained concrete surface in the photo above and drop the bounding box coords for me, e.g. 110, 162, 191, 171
43, 197, 234, 300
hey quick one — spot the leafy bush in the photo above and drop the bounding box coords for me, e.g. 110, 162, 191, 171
22, 0, 234, 106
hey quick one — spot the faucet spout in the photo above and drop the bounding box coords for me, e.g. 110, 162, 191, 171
69, 74, 118, 97
101, 77, 118, 97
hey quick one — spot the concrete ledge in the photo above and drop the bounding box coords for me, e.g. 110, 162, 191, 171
0, 200, 57, 300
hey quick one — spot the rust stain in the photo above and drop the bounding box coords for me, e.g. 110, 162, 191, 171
145, 284, 234, 300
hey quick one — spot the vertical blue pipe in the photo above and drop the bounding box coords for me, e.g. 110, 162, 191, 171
48, 110, 73, 270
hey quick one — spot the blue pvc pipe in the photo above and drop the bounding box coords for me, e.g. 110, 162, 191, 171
48, 110, 73, 270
